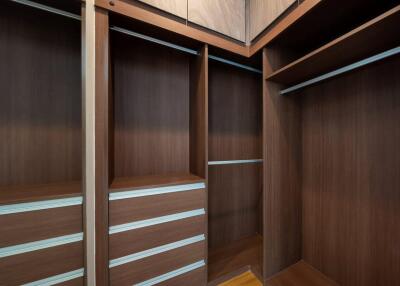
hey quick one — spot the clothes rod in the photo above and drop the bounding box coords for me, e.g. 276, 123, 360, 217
208, 55, 263, 74
280, 46, 400, 95
110, 26, 199, 56
11, 0, 81, 21
208, 159, 263, 165
110, 26, 261, 73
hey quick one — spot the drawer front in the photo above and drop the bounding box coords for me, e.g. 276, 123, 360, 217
0, 196, 84, 285
109, 182, 207, 285
110, 214, 205, 259
0, 242, 83, 285
0, 205, 82, 247
110, 241, 205, 285
109, 188, 206, 225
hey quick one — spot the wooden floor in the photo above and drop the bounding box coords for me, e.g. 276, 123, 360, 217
265, 261, 338, 286
219, 271, 262, 286
208, 235, 262, 282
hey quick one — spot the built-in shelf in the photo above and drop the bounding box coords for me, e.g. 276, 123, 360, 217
208, 235, 262, 283
0, 181, 82, 205
266, 5, 400, 85
265, 261, 338, 286
109, 173, 205, 192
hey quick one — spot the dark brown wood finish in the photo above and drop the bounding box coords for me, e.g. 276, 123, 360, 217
301, 56, 400, 286
109, 215, 205, 259
0, 1, 82, 189
263, 47, 302, 280
208, 235, 262, 282
208, 60, 262, 161
109, 189, 205, 226
0, 205, 82, 247
0, 242, 83, 285
190, 44, 209, 179
110, 241, 205, 285
266, 5, 400, 84
109, 173, 204, 191
265, 261, 338, 286
0, 182, 81, 205
60, 277, 84, 286
112, 31, 191, 178
95, 7, 110, 285
156, 267, 206, 286
208, 164, 262, 248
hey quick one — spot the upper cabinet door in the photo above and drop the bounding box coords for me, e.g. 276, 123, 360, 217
188, 0, 246, 42
249, 0, 296, 41
138, 0, 187, 19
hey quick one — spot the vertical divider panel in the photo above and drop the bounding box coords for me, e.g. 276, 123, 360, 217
263, 47, 302, 281
189, 44, 209, 280
95, 7, 110, 286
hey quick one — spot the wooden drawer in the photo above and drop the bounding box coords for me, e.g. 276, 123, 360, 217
0, 204, 82, 247
0, 242, 83, 285
110, 240, 205, 285
156, 266, 206, 286
109, 185, 206, 226
110, 214, 205, 259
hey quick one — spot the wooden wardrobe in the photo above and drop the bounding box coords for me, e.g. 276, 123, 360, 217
0, 0, 399, 285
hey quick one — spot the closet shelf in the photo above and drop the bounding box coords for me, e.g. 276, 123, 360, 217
0, 181, 82, 205
208, 235, 262, 283
109, 173, 205, 192
265, 261, 338, 286
265, 5, 400, 85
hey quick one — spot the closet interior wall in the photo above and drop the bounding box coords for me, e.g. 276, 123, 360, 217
0, 1, 84, 285
208, 59, 264, 282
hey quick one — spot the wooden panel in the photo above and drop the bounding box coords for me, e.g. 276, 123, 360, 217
60, 277, 84, 286
208, 164, 262, 248
109, 215, 205, 259
188, 0, 245, 42
189, 45, 208, 178
0, 242, 83, 285
95, 0, 249, 57
0, 1, 82, 187
0, 181, 81, 205
138, 0, 187, 18
209, 61, 262, 161
266, 5, 400, 84
112, 31, 191, 178
263, 48, 302, 279
0, 205, 82, 247
109, 189, 205, 226
249, 0, 296, 41
209, 235, 262, 282
156, 267, 206, 286
265, 261, 338, 286
95, 7, 110, 285
110, 241, 205, 285
301, 57, 400, 286
110, 173, 204, 191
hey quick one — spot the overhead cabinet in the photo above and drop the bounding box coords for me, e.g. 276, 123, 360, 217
138, 0, 187, 18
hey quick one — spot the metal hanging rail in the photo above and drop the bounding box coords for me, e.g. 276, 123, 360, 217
208, 159, 263, 165
110, 26, 262, 74
208, 55, 263, 74
280, 46, 400, 95
11, 0, 81, 20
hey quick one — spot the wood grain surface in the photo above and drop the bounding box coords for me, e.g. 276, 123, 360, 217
188, 0, 246, 42
0, 1, 82, 187
301, 56, 400, 286
138, 0, 187, 18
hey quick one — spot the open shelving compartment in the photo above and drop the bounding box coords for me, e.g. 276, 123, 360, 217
207, 52, 264, 283
263, 2, 400, 286
0, 1, 84, 285
108, 22, 207, 192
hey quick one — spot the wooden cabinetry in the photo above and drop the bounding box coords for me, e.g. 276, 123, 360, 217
138, 0, 187, 18
188, 0, 246, 42
249, 0, 296, 41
